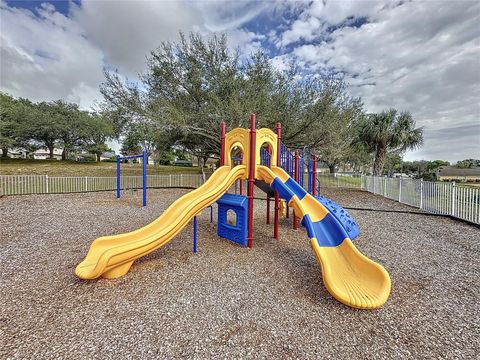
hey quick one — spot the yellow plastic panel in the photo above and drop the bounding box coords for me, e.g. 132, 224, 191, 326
279, 200, 287, 218
224, 128, 249, 171
310, 238, 391, 309
269, 165, 290, 183
269, 166, 330, 222
255, 128, 278, 172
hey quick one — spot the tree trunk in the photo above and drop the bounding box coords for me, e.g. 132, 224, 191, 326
62, 148, 68, 160
329, 164, 336, 174
96, 153, 101, 162
374, 145, 387, 176
202, 156, 209, 169
1, 147, 8, 158
49, 146, 55, 159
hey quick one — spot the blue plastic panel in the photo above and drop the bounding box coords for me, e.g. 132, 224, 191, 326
301, 214, 348, 247
217, 193, 247, 207
271, 178, 294, 202
315, 195, 360, 240
285, 178, 307, 200
217, 194, 248, 247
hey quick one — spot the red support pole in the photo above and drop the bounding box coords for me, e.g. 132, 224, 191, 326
266, 196, 270, 224
247, 113, 256, 248
293, 150, 299, 230
274, 122, 281, 240
268, 144, 272, 167
312, 153, 317, 196
220, 121, 226, 166
274, 191, 279, 239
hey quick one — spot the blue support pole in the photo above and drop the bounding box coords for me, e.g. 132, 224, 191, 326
142, 151, 147, 207
308, 159, 313, 194
286, 151, 290, 175
298, 151, 302, 187
193, 215, 197, 253
116, 155, 121, 199
311, 161, 314, 194
307, 160, 311, 194
281, 144, 285, 169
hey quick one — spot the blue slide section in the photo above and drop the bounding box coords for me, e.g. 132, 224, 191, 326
270, 175, 351, 247
315, 195, 360, 240
269, 172, 361, 245
271, 177, 308, 203
301, 213, 348, 246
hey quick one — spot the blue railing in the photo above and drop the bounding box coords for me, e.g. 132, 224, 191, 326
260, 142, 320, 195
260, 147, 271, 167
298, 150, 305, 188
279, 143, 294, 177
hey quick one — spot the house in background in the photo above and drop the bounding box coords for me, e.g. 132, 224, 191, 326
436, 166, 480, 182
1, 147, 63, 160
99, 152, 115, 161
0, 148, 29, 159
33, 148, 63, 160
392, 173, 411, 178
124, 154, 154, 165
147, 155, 155, 165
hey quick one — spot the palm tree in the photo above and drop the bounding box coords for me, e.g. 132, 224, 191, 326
357, 109, 423, 175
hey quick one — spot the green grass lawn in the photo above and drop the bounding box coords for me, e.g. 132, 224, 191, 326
0, 158, 203, 176
316, 174, 362, 187
456, 182, 480, 189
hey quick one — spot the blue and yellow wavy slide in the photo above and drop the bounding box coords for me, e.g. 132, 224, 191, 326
75, 165, 246, 280
257, 165, 391, 309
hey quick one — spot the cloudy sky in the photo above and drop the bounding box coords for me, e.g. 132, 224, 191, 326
1, 0, 479, 162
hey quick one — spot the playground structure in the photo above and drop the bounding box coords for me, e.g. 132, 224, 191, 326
76, 114, 391, 309
116, 151, 147, 207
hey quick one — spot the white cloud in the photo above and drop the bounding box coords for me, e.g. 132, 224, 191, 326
191, 0, 270, 32
71, 0, 202, 76
280, 0, 480, 162
228, 29, 265, 55
279, 15, 323, 46
279, 0, 388, 46
1, 0, 270, 109
309, 0, 385, 25
1, 0, 478, 161
0, 2, 104, 109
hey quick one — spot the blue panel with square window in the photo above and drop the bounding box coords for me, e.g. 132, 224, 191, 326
217, 193, 248, 247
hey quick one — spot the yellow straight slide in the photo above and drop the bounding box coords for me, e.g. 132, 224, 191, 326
76, 165, 246, 280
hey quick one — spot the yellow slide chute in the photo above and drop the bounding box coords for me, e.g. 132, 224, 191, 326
257, 165, 391, 309
75, 165, 246, 280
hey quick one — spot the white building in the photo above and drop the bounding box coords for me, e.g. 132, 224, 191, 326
33, 148, 63, 160
0, 148, 29, 159
99, 152, 115, 161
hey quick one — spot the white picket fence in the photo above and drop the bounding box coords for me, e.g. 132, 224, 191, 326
1, 173, 478, 225
0, 174, 205, 196
362, 176, 480, 225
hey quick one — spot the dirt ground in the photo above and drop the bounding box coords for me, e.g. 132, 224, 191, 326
1, 188, 479, 359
